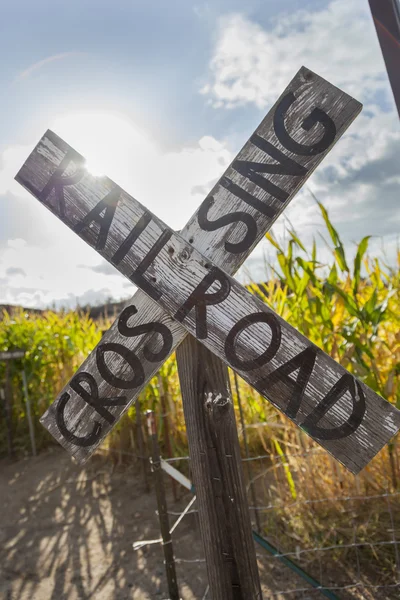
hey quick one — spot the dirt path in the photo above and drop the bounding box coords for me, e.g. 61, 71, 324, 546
0, 449, 291, 599
0, 449, 388, 599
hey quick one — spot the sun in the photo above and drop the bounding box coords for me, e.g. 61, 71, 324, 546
51, 111, 154, 181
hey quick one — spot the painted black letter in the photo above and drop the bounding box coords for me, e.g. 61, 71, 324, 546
118, 304, 173, 361
112, 211, 152, 265
96, 343, 145, 390
174, 267, 231, 339
56, 392, 102, 447
197, 195, 258, 254
301, 374, 366, 440
231, 134, 307, 203
220, 177, 277, 219
257, 346, 317, 418
55, 371, 127, 446
74, 186, 120, 251
37, 149, 85, 218
274, 92, 337, 156
225, 312, 281, 371
129, 229, 173, 301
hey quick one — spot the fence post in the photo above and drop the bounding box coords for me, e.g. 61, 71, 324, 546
176, 336, 262, 600
136, 396, 150, 492
158, 372, 178, 502
146, 410, 180, 600
233, 370, 261, 534
4, 362, 14, 457
22, 369, 36, 457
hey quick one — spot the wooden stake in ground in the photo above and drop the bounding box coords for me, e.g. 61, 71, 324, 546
4, 362, 14, 458
177, 337, 262, 600
22, 369, 36, 457
135, 397, 149, 492
146, 410, 180, 600
234, 370, 261, 534
157, 372, 178, 502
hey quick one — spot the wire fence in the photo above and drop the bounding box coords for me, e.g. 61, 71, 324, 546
118, 428, 400, 600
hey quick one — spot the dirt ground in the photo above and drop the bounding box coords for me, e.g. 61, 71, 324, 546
0, 449, 396, 599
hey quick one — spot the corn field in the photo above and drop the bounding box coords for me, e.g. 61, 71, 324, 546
1, 202, 399, 593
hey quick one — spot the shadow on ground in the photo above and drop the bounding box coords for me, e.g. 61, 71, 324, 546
1, 449, 391, 599
0, 448, 208, 599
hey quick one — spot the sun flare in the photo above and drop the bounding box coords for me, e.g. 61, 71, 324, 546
51, 111, 152, 182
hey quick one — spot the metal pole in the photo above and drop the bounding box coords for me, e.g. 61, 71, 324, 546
146, 410, 180, 600
22, 369, 36, 457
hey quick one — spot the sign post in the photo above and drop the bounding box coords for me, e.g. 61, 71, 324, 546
15, 66, 400, 597
176, 337, 263, 599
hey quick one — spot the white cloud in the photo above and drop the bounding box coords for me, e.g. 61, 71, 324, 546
202, 0, 388, 109
201, 0, 400, 275
50, 112, 232, 229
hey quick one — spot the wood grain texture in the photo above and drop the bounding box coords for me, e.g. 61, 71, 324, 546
177, 338, 262, 600
15, 67, 369, 469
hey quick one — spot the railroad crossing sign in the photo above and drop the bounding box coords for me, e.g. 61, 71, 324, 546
16, 67, 400, 474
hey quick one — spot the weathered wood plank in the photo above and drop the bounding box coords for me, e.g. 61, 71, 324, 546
176, 337, 262, 599
16, 67, 370, 469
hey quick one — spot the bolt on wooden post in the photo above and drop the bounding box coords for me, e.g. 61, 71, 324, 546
146, 410, 180, 600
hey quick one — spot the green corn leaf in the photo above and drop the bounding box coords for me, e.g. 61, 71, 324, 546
330, 284, 360, 318
290, 229, 307, 252
312, 238, 317, 262
334, 246, 349, 273
327, 263, 338, 286
353, 236, 371, 294
265, 232, 283, 252
318, 201, 339, 246
273, 439, 297, 500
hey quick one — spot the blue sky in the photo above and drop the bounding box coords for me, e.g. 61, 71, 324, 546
0, 0, 399, 308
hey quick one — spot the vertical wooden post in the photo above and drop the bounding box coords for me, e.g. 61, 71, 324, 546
233, 371, 261, 534
4, 362, 14, 458
158, 372, 178, 502
22, 369, 36, 457
176, 336, 262, 600
135, 397, 150, 492
146, 410, 180, 600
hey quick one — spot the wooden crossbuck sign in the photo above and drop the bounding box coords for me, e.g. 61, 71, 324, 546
16, 67, 400, 474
